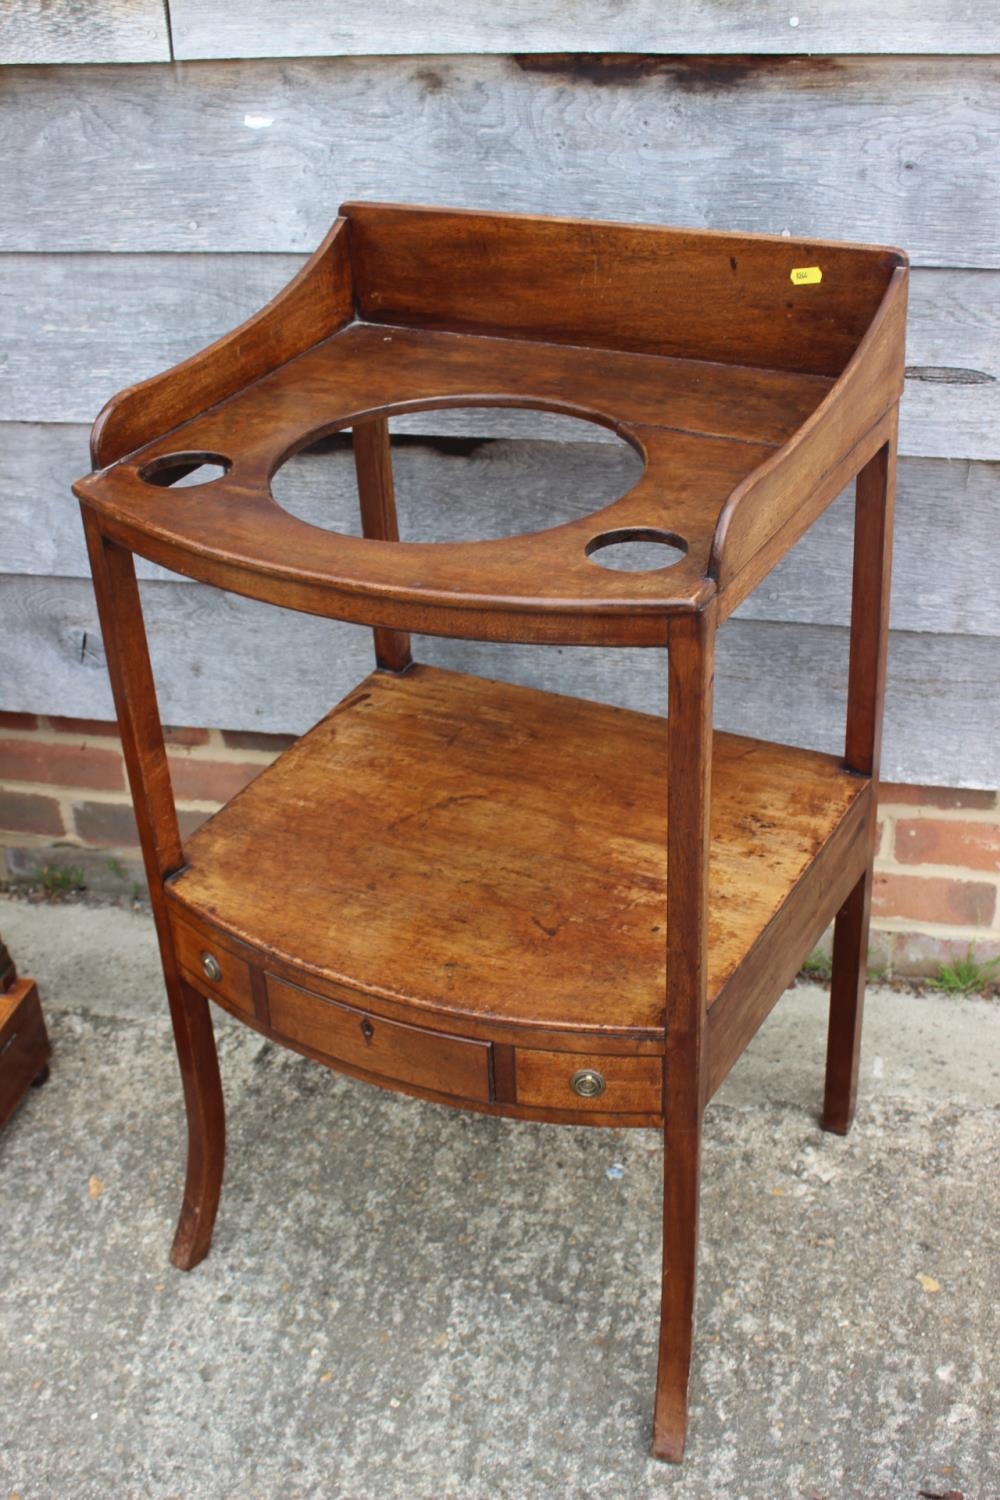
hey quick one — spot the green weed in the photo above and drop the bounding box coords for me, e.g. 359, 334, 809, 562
930, 949, 1000, 995
38, 863, 86, 896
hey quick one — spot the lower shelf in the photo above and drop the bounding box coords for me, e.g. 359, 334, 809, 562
166, 664, 870, 1121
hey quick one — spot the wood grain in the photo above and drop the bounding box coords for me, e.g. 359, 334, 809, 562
69, 200, 903, 1458
653, 605, 715, 1460
2, 58, 997, 267
351, 418, 412, 671
166, 0, 1000, 58
172, 916, 255, 1021
90, 221, 353, 467
0, 0, 169, 64
265, 974, 493, 1103
74, 317, 817, 642
2, 575, 996, 787
513, 1048, 661, 1114
346, 201, 899, 377
165, 664, 868, 1039
7, 428, 998, 640
0, 978, 52, 1131
82, 522, 226, 1271
2, 258, 989, 459
705, 784, 871, 1098
824, 432, 897, 1135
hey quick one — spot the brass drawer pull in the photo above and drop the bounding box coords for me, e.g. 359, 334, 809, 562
570, 1067, 606, 1099
200, 952, 222, 983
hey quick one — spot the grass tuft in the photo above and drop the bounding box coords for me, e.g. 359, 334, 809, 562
930, 948, 1000, 996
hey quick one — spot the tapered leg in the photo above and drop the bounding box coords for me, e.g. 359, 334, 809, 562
83, 513, 226, 1266
823, 871, 872, 1133
653, 1066, 703, 1461
652, 605, 715, 1462
822, 424, 896, 1135
169, 981, 226, 1269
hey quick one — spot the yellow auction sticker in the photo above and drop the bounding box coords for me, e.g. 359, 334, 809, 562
790, 266, 823, 285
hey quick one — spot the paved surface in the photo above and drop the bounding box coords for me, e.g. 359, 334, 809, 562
1, 895, 998, 1500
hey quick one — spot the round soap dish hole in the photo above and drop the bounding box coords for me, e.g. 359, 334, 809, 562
139, 452, 232, 489
585, 527, 688, 572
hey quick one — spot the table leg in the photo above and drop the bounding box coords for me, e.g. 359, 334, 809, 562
652, 605, 715, 1461
353, 416, 412, 673
824, 422, 896, 1135
83, 514, 226, 1267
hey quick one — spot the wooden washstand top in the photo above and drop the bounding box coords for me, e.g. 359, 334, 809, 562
73, 204, 907, 647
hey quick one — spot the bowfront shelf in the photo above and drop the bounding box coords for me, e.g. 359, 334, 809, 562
165, 665, 870, 1122
73, 202, 907, 1464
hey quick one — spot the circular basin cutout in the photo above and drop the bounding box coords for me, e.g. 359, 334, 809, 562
139, 452, 231, 488
269, 409, 644, 542
586, 527, 688, 572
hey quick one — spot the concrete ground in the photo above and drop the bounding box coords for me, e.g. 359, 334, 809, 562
1, 896, 997, 1500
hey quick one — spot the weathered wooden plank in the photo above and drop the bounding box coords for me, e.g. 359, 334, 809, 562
2, 58, 998, 266
6, 425, 999, 640
0, 576, 996, 787
0, 1, 170, 65
0, 256, 994, 460
168, 1, 1000, 59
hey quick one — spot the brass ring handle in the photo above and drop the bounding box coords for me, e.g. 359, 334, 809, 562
200, 952, 222, 983
570, 1068, 606, 1099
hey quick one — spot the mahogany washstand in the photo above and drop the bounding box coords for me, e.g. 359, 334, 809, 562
74, 204, 907, 1461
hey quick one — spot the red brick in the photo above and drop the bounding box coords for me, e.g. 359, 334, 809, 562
221, 728, 296, 754
879, 783, 996, 811
178, 808, 211, 839
872, 872, 996, 928
49, 716, 209, 747
891, 931, 1000, 979
168, 757, 260, 802
0, 712, 39, 731
72, 800, 208, 847
0, 738, 124, 791
73, 799, 140, 847
0, 788, 65, 837
48, 715, 120, 738
163, 725, 211, 747
895, 817, 1000, 873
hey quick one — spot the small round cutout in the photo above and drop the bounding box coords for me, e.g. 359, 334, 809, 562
585, 527, 687, 572
139, 452, 231, 489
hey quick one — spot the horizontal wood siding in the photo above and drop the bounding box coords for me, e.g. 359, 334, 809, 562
1, 59, 998, 266
1, 30, 996, 787
0, 2, 170, 65
1, 258, 997, 461
166, 3, 1000, 58
5, 432, 998, 640
1, 576, 995, 788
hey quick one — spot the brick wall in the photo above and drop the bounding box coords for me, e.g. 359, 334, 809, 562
1, 710, 997, 979
0, 711, 292, 898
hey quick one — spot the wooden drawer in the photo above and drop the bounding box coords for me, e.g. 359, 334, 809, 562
171, 917, 255, 1019
515, 1048, 662, 1114
0, 978, 51, 1130
267, 975, 492, 1103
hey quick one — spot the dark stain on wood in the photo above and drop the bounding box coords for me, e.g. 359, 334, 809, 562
905, 365, 996, 386
512, 54, 843, 92
414, 66, 446, 94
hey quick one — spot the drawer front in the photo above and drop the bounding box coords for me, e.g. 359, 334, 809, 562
515, 1048, 662, 1114
171, 917, 255, 1019
267, 975, 492, 1103
0, 979, 51, 1126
